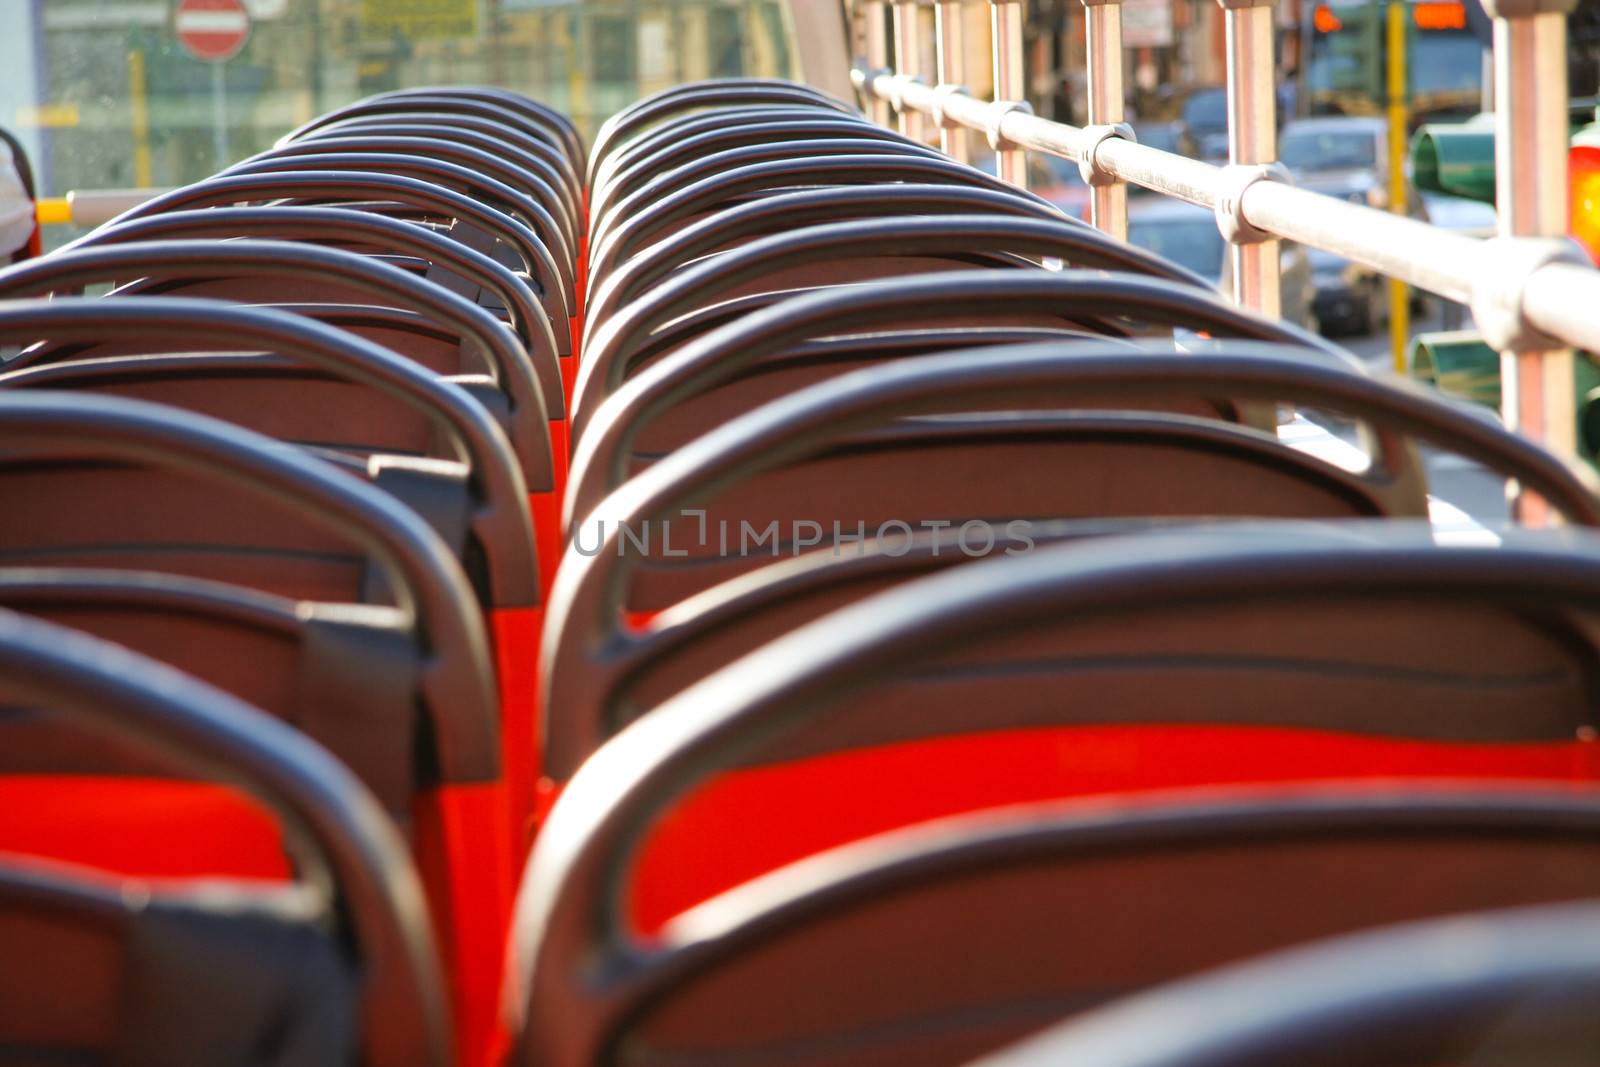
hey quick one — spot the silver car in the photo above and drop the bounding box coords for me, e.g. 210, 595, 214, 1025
1279, 116, 1394, 335
1127, 197, 1316, 332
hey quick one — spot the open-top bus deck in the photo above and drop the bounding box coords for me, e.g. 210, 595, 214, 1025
2, 2, 1600, 1065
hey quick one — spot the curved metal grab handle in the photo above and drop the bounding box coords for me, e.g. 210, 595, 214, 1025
370, 86, 584, 167
969, 900, 1600, 1067
232, 136, 576, 255
589, 137, 945, 260
585, 184, 1068, 331
594, 77, 842, 136
597, 77, 841, 126
282, 94, 566, 158
576, 214, 1217, 427
588, 81, 849, 181
568, 270, 1348, 521
0, 300, 504, 775
586, 153, 1063, 287
521, 523, 1600, 999
297, 119, 581, 225
219, 152, 575, 294
591, 117, 915, 227
0, 607, 450, 1067
93, 170, 568, 327
0, 290, 540, 608
592, 105, 899, 198
547, 343, 1600, 775
583, 346, 1584, 563
0, 239, 555, 494
292, 111, 581, 206
69, 207, 564, 429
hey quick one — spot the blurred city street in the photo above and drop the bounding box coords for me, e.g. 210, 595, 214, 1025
1337, 300, 1511, 526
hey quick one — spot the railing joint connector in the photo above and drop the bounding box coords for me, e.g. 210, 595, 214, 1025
985, 99, 1033, 151
1213, 162, 1292, 245
1471, 236, 1591, 352
887, 73, 927, 115
929, 84, 971, 129
850, 65, 891, 93
1078, 122, 1135, 187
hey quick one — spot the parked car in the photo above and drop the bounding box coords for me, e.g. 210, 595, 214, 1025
1127, 197, 1227, 282
1029, 152, 1092, 220
1168, 85, 1296, 162
970, 149, 1092, 219
1128, 120, 1195, 159
1280, 116, 1391, 335
1195, 131, 1230, 162
1297, 183, 1487, 337
1127, 197, 1316, 332
1181, 87, 1229, 159
1305, 246, 1386, 335
1279, 115, 1389, 204
1127, 122, 1200, 196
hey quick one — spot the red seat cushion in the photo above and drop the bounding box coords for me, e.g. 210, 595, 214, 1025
0, 776, 291, 880
629, 724, 1600, 932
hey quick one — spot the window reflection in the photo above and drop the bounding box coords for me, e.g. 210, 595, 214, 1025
3, 0, 800, 202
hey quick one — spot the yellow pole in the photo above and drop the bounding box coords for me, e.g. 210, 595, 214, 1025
34, 198, 71, 226
128, 49, 152, 188
564, 14, 586, 128
1386, 1, 1409, 373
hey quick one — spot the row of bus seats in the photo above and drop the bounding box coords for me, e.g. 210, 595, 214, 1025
515, 78, 1600, 1066
1, 76, 1599, 1067
0, 84, 583, 1067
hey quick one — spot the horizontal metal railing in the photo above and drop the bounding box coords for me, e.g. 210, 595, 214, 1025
856, 0, 1593, 524
853, 66, 1503, 307
34, 189, 177, 229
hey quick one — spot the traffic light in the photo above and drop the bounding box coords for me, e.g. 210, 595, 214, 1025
1410, 115, 1496, 203
1410, 330, 1600, 461
1571, 112, 1600, 263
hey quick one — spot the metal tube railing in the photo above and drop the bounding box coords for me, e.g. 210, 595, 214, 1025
853, 20, 1600, 486
1082, 0, 1129, 240
861, 0, 894, 128
934, 0, 971, 163
1492, 0, 1579, 521
1220, 0, 1281, 317
34, 189, 178, 229
892, 0, 931, 144
853, 63, 1589, 315
988, 0, 1028, 189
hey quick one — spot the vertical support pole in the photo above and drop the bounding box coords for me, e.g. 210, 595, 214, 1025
209, 62, 230, 170
127, 49, 152, 188
989, 0, 1028, 188
1385, 0, 1409, 374
488, 0, 505, 86
1082, 0, 1128, 239
1218, 0, 1279, 317
863, 0, 894, 128
566, 12, 588, 132
935, 0, 972, 162
1487, 0, 1578, 522
893, 0, 930, 144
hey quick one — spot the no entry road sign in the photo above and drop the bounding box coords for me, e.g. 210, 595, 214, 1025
175, 0, 251, 63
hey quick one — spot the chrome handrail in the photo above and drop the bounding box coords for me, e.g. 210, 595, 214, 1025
851, 0, 1593, 502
